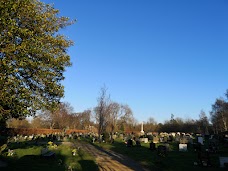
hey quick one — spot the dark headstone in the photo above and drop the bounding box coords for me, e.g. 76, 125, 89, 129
149, 142, 156, 150
126, 139, 133, 147
193, 142, 202, 152
136, 140, 141, 146
198, 151, 211, 167
157, 145, 167, 157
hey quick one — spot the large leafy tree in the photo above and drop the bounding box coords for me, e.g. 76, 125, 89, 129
0, 0, 74, 123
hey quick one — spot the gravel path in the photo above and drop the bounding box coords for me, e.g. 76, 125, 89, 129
75, 141, 150, 171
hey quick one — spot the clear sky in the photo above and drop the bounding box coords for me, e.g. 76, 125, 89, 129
42, 0, 228, 123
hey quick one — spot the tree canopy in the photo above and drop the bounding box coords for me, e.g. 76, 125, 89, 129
0, 0, 74, 122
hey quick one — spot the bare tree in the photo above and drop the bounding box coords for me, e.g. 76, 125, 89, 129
106, 102, 120, 134
31, 116, 45, 128
117, 104, 134, 132
210, 98, 228, 133
198, 110, 209, 135
39, 102, 74, 129
144, 117, 157, 132
7, 118, 30, 128
73, 110, 92, 129
94, 86, 110, 142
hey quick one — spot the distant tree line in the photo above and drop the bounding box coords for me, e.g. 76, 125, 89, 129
6, 89, 228, 135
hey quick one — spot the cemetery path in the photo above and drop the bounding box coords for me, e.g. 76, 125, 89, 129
75, 141, 150, 171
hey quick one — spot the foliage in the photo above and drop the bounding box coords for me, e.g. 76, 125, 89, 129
0, 0, 74, 122
210, 96, 228, 133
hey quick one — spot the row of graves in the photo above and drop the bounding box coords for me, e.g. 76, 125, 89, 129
122, 132, 228, 168
1, 131, 90, 161
7, 132, 87, 144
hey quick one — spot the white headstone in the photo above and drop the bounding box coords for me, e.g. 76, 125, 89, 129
140, 138, 148, 143
179, 144, 187, 152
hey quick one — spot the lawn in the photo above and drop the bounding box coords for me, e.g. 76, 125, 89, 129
0, 140, 98, 171
93, 138, 228, 171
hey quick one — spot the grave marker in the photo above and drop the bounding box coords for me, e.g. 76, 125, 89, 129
219, 157, 228, 168
198, 137, 204, 145
179, 144, 187, 152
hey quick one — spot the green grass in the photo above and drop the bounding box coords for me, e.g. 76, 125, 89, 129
93, 138, 228, 171
1, 138, 227, 171
0, 140, 98, 171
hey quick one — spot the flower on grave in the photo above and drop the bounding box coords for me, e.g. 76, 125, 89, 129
47, 141, 57, 149
68, 165, 73, 171
72, 149, 77, 156
48, 141, 53, 146
7, 149, 15, 157
53, 144, 58, 149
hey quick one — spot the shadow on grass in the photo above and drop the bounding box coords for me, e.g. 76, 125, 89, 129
93, 140, 224, 171
1, 141, 99, 171
1, 154, 65, 171
78, 160, 99, 171
90, 140, 157, 171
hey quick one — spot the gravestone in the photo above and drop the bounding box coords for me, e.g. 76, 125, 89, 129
153, 136, 159, 143
171, 133, 176, 137
112, 134, 117, 140
119, 134, 124, 139
28, 135, 34, 140
13, 136, 18, 142
157, 145, 167, 157
198, 137, 204, 145
136, 140, 141, 146
92, 137, 96, 143
208, 142, 218, 153
149, 142, 156, 150
175, 136, 180, 142
140, 138, 148, 143
163, 136, 168, 143
193, 142, 202, 152
188, 138, 193, 144
179, 144, 187, 152
219, 157, 228, 168
124, 137, 128, 142
198, 151, 211, 167
126, 139, 133, 147
163, 143, 170, 151
160, 137, 164, 143
180, 137, 188, 144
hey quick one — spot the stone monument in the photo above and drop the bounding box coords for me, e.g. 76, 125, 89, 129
140, 122, 144, 135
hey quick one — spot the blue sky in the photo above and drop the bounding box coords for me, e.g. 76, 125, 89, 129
42, 0, 228, 123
